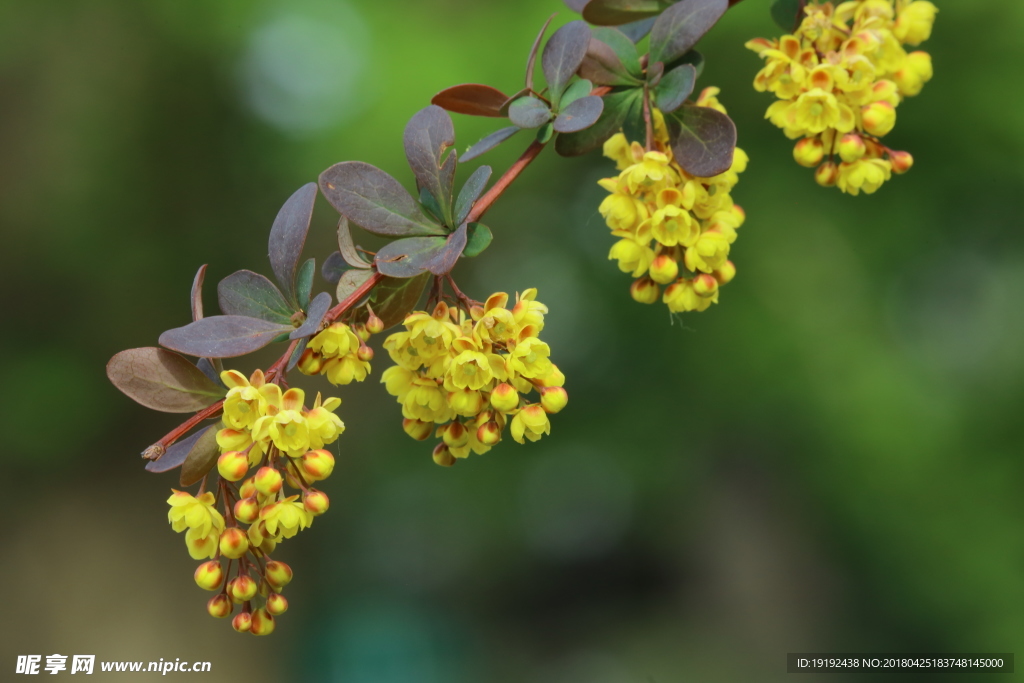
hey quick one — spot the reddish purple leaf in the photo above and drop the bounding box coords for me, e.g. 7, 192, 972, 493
107, 347, 226, 413
462, 126, 520, 162
374, 223, 468, 278
553, 95, 605, 133
179, 425, 222, 486
217, 270, 294, 324
289, 291, 332, 340
268, 183, 317, 301
648, 0, 728, 66
319, 161, 446, 237
668, 105, 737, 177
145, 424, 218, 474
432, 84, 509, 118
542, 21, 592, 101
159, 316, 293, 359
404, 106, 458, 225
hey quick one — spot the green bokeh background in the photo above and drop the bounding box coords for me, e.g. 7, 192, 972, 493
1, 0, 1022, 680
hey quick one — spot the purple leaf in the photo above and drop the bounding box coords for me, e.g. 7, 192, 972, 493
191, 264, 207, 322
159, 316, 294, 359
648, 0, 728, 66
555, 87, 643, 156
526, 14, 556, 91
619, 16, 657, 42
462, 126, 520, 162
319, 162, 447, 237
107, 347, 226, 413
553, 95, 605, 133
289, 291, 332, 340
268, 183, 317, 301
287, 338, 308, 371
404, 105, 458, 225
432, 84, 509, 118
563, 0, 589, 11
542, 21, 592, 102
374, 223, 469, 278
146, 424, 218, 474
583, 0, 666, 26
179, 425, 222, 486
580, 31, 642, 86
668, 105, 737, 177
217, 270, 294, 324
322, 251, 348, 285
454, 165, 492, 227
508, 96, 553, 129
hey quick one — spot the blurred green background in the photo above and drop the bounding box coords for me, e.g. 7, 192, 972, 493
1, 0, 1022, 680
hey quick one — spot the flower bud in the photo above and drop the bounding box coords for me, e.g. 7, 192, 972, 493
649, 255, 680, 285
540, 386, 568, 414
265, 561, 293, 590
490, 383, 519, 413
441, 421, 470, 449
303, 489, 330, 516
253, 466, 283, 496
448, 387, 484, 416
239, 476, 257, 499
630, 276, 660, 304
232, 611, 252, 632
300, 449, 335, 481
249, 608, 276, 636
693, 273, 719, 298
284, 467, 305, 490
352, 323, 370, 342
207, 594, 233, 618
297, 348, 323, 375
432, 443, 456, 467
814, 161, 838, 187
713, 260, 737, 285
476, 421, 502, 446
194, 561, 223, 591
402, 418, 434, 441
219, 527, 250, 560
861, 101, 896, 137
356, 344, 374, 362
228, 574, 258, 603
234, 497, 260, 525
365, 313, 384, 335
793, 137, 824, 167
217, 451, 249, 482
266, 592, 289, 615
838, 133, 866, 163
889, 149, 914, 174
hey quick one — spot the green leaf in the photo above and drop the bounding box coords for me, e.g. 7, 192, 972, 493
553, 95, 605, 133
654, 64, 697, 113
289, 291, 332, 340
583, 27, 643, 85
337, 268, 374, 305
159, 316, 294, 359
146, 424, 218, 474
365, 273, 431, 330
619, 16, 657, 42
404, 105, 458, 226
454, 165, 492, 227
771, 0, 806, 32
179, 425, 221, 487
560, 79, 594, 109
374, 223, 468, 278
583, 0, 669, 26
321, 252, 351, 285
319, 161, 447, 237
287, 337, 308, 371
537, 122, 554, 143
463, 223, 493, 258
554, 87, 643, 156
217, 270, 294, 324
296, 257, 315, 310
666, 49, 705, 78
542, 21, 592, 103
462, 126, 520, 162
431, 84, 509, 118
508, 96, 553, 129
419, 186, 445, 225
667, 104, 737, 177
648, 0, 728, 66
268, 182, 316, 302
107, 347, 226, 413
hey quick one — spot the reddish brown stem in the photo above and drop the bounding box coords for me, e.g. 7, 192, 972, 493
324, 271, 384, 324
466, 139, 546, 224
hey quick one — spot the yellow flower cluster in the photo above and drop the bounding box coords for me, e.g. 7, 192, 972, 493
297, 320, 377, 385
380, 293, 568, 465
599, 89, 747, 313
747, 0, 936, 194
166, 368, 345, 634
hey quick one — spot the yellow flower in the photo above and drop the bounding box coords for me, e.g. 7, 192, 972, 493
304, 394, 344, 451
609, 236, 655, 277
648, 205, 699, 247
510, 404, 551, 444
167, 490, 224, 537
602, 133, 634, 170
259, 497, 313, 541
381, 365, 416, 400
446, 349, 500, 391
508, 337, 553, 379
664, 279, 718, 313
322, 355, 370, 385
893, 1, 937, 45
511, 288, 548, 332
620, 150, 672, 193
308, 323, 360, 358
220, 369, 266, 431
684, 230, 731, 274
836, 158, 892, 195
401, 377, 453, 423
252, 386, 310, 457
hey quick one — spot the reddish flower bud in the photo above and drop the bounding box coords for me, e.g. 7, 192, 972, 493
194, 561, 223, 591
713, 260, 736, 285
441, 421, 469, 449
249, 608, 276, 636
219, 527, 249, 560
232, 611, 252, 632
357, 344, 374, 362
793, 137, 825, 167
234, 497, 260, 525
228, 574, 258, 603
365, 312, 384, 334
815, 161, 838, 187
838, 133, 866, 163
649, 254, 680, 285
432, 443, 456, 467
300, 449, 335, 481
297, 348, 324, 375
490, 383, 519, 413
889, 149, 914, 174
264, 561, 293, 590
303, 489, 330, 516
352, 323, 370, 342
266, 593, 289, 616
402, 418, 434, 441
693, 273, 719, 298
630, 276, 660, 304
207, 593, 233, 619
217, 451, 249, 482
476, 421, 502, 446
253, 466, 283, 495
239, 476, 257, 499
540, 386, 568, 414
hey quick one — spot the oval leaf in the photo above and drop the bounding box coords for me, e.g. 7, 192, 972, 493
462, 126, 520, 162
542, 21, 592, 102
432, 84, 509, 118
146, 424, 218, 474
555, 86, 643, 156
618, 16, 657, 42
560, 79, 595, 108
322, 251, 349, 285
337, 268, 374, 304
191, 264, 207, 322
268, 183, 317, 300
454, 165, 492, 227
654, 64, 697, 113
580, 28, 643, 85
107, 348, 226, 413
179, 425, 222, 486
289, 291, 333, 340
462, 223, 493, 258
668, 105, 737, 177
508, 96, 552, 129
667, 48, 705, 78
404, 105, 457, 225
319, 161, 446, 237
338, 217, 371, 269
648, 0, 728, 66
583, 0, 666, 26
296, 257, 315, 310
159, 316, 294, 359
364, 273, 431, 329
375, 223, 468, 278
553, 95, 605, 133
217, 270, 294, 324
